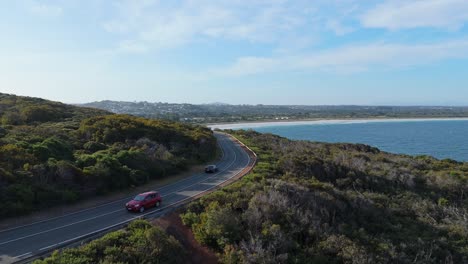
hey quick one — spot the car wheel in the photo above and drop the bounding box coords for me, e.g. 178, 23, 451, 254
156, 201, 160, 207
139, 207, 145, 213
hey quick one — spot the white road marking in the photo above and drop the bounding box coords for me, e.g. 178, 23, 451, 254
0, 135, 246, 247
38, 145, 251, 253
0, 136, 228, 234
0, 209, 122, 246
14, 252, 32, 259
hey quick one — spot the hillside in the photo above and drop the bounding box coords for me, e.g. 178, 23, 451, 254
81, 100, 468, 124
33, 219, 188, 264
0, 93, 217, 218
181, 130, 468, 263
35, 129, 468, 264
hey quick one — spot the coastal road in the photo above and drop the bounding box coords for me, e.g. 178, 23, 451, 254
0, 132, 253, 264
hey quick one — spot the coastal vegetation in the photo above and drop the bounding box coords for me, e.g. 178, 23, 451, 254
3, 92, 467, 263
33, 219, 187, 264
181, 130, 468, 263
0, 93, 217, 218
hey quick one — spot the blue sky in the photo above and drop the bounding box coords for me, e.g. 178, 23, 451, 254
1, 0, 468, 105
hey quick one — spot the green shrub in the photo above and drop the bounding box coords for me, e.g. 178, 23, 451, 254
182, 130, 468, 264
34, 220, 187, 264
0, 93, 217, 218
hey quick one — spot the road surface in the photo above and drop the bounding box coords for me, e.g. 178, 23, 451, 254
0, 132, 252, 263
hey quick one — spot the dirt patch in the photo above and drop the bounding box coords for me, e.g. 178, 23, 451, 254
152, 211, 219, 264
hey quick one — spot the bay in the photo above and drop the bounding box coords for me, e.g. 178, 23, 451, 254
212, 119, 468, 161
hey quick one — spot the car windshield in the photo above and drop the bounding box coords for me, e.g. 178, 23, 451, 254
133, 195, 145, 201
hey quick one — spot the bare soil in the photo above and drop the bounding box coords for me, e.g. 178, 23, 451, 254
152, 211, 219, 264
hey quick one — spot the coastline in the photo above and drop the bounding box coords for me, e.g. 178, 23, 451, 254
207, 117, 468, 130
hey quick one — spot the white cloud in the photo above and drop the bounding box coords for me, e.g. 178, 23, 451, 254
361, 0, 468, 30
326, 19, 354, 36
26, 1, 63, 17
118, 40, 148, 53
212, 57, 280, 77
210, 39, 468, 76
102, 0, 316, 52
299, 40, 468, 69
100, 0, 388, 54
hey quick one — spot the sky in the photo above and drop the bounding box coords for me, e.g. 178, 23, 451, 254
1, 0, 468, 106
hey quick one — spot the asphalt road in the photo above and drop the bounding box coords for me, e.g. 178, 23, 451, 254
0, 132, 252, 263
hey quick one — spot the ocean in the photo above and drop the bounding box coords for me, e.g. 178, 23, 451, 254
211, 119, 468, 162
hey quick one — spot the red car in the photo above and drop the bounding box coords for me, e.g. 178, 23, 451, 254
126, 191, 162, 213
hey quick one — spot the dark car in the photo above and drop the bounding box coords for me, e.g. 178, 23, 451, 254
126, 191, 162, 213
205, 164, 218, 173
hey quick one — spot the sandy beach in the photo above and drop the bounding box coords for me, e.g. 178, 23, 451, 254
208, 117, 468, 130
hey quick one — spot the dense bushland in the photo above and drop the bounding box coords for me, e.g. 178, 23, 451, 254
181, 130, 468, 263
0, 93, 217, 218
34, 219, 187, 264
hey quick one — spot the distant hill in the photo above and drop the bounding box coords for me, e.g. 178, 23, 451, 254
81, 100, 468, 124
1, 93, 109, 125
0, 93, 217, 218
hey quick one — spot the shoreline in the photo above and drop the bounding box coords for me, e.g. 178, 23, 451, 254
207, 117, 468, 130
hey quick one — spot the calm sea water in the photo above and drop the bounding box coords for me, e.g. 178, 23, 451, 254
227, 119, 468, 162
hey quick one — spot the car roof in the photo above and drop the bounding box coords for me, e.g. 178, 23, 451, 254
139, 191, 158, 196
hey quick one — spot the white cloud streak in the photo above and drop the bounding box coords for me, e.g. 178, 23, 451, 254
211, 39, 468, 76
361, 0, 468, 30
326, 19, 354, 36
26, 0, 63, 17
102, 0, 315, 52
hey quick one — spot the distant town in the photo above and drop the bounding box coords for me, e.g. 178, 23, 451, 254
80, 101, 468, 124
